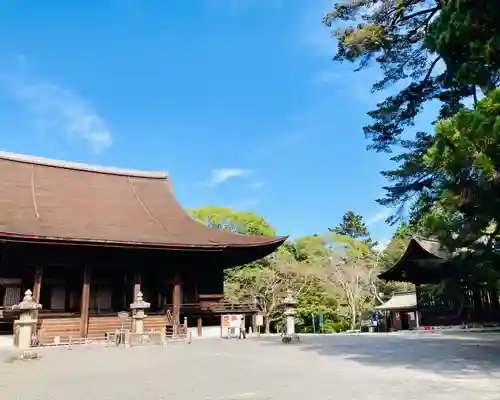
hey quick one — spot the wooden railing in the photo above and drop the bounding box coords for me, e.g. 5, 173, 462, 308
0, 306, 17, 320
208, 301, 258, 313
165, 301, 258, 314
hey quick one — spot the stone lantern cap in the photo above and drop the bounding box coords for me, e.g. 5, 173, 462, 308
130, 291, 150, 310
12, 290, 42, 311
282, 289, 298, 306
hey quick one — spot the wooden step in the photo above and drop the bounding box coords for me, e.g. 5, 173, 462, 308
37, 317, 80, 345
87, 316, 132, 340
144, 315, 167, 331
36, 314, 172, 343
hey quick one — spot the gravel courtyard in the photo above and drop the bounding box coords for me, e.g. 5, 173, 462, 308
0, 334, 499, 400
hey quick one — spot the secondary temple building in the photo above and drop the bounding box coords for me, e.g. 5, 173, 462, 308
0, 151, 286, 343
378, 237, 500, 327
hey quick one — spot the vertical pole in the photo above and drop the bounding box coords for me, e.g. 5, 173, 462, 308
32, 266, 43, 303
32, 266, 43, 319
172, 273, 181, 326
197, 316, 203, 337
80, 265, 91, 338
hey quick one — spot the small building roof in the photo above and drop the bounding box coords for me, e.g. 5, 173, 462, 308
375, 291, 417, 311
0, 151, 287, 251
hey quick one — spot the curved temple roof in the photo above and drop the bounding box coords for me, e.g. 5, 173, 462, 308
0, 151, 287, 251
378, 237, 449, 284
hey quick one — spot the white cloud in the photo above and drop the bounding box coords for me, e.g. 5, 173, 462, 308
4, 59, 112, 153
204, 168, 251, 186
252, 182, 264, 189
367, 210, 389, 225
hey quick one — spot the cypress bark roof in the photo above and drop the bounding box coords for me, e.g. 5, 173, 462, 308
378, 237, 449, 284
0, 151, 286, 250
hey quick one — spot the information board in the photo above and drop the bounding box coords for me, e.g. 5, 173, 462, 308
220, 314, 243, 338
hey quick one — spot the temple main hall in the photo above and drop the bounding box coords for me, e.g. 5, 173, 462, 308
0, 151, 286, 343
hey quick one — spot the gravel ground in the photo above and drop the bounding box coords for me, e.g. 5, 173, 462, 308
0, 334, 499, 400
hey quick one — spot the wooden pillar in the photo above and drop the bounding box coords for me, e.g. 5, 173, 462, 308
197, 316, 203, 337
32, 266, 43, 319
172, 273, 181, 325
80, 265, 91, 338
32, 266, 43, 303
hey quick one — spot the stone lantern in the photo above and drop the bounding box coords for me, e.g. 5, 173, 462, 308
12, 290, 42, 349
282, 289, 299, 343
130, 291, 150, 334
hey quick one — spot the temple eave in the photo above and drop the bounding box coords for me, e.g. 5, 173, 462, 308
226, 235, 288, 248
0, 232, 288, 253
378, 237, 451, 284
215, 239, 287, 269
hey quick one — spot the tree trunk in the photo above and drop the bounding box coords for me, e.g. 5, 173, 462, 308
350, 303, 357, 330
265, 317, 271, 334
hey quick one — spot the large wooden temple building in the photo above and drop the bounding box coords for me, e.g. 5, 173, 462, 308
0, 151, 286, 342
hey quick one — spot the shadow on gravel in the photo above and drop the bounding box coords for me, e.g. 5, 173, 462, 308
260, 334, 500, 377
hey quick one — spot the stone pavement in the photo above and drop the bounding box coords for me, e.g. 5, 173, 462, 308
0, 334, 499, 399
0, 335, 12, 348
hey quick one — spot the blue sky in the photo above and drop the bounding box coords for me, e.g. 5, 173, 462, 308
0, 0, 430, 246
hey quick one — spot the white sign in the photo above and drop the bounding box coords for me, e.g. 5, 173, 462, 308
220, 314, 243, 338
255, 314, 263, 326
229, 314, 243, 328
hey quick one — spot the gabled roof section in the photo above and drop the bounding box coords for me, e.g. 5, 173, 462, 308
414, 237, 450, 260
0, 151, 287, 250
378, 237, 449, 284
375, 291, 417, 310
0, 151, 168, 179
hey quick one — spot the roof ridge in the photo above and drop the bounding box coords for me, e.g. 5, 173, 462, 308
0, 150, 168, 179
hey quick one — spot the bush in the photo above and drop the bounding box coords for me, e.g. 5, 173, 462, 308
322, 320, 350, 333
295, 314, 350, 333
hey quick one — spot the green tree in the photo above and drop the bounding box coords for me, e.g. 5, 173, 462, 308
330, 211, 374, 244
324, 0, 500, 152
224, 258, 316, 333
279, 237, 345, 332
321, 234, 377, 330
292, 235, 329, 264
414, 88, 500, 269
295, 285, 346, 333
324, 1, 500, 227
425, 0, 500, 95
188, 206, 276, 236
